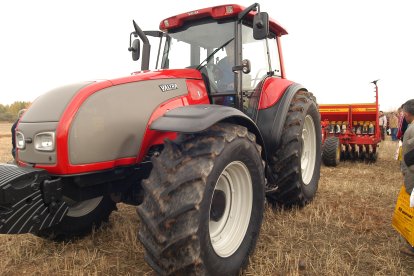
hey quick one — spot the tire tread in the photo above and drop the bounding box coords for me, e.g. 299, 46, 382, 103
266, 91, 321, 207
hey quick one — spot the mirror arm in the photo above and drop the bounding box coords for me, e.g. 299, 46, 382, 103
128, 32, 138, 51
232, 65, 244, 72
232, 59, 251, 74
238, 3, 260, 21
128, 32, 138, 52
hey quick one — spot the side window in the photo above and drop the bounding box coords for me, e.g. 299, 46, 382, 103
148, 36, 166, 70
268, 38, 281, 77
165, 40, 191, 69
241, 25, 269, 91
242, 25, 281, 91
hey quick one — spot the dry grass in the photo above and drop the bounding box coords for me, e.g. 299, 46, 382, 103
1, 123, 414, 275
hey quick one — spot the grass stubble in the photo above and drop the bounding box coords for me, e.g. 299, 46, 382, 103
0, 122, 413, 275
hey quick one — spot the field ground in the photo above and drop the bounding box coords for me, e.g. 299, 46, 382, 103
1, 122, 414, 275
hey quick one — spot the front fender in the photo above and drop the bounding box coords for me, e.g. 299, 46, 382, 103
150, 105, 253, 133
150, 104, 266, 156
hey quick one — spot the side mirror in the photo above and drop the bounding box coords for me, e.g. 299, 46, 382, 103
253, 12, 269, 40
128, 39, 141, 61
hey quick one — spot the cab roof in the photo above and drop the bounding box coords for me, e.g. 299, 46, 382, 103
159, 4, 288, 36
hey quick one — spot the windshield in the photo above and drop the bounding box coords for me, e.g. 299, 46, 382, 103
160, 19, 235, 69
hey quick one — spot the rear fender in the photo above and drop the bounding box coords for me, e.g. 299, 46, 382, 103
258, 78, 294, 110
257, 83, 308, 154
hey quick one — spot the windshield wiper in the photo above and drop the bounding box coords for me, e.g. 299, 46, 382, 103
196, 38, 234, 70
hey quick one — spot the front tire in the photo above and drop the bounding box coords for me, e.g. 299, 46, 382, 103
137, 123, 265, 275
36, 195, 116, 241
267, 91, 321, 207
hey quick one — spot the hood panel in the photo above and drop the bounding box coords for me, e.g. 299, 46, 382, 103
21, 82, 93, 123
69, 79, 188, 165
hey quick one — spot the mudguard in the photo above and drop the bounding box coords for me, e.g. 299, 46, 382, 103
257, 83, 307, 154
151, 104, 255, 133
150, 104, 265, 154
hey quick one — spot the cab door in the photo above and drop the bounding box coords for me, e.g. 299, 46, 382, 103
240, 24, 281, 121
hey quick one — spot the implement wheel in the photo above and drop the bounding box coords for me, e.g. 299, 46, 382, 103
322, 136, 341, 166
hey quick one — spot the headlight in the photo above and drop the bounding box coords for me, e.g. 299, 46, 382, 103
16, 131, 25, 149
34, 132, 55, 151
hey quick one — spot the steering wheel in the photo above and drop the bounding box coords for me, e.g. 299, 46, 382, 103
201, 63, 223, 94
206, 63, 224, 81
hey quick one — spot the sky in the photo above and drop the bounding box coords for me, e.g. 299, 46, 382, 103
0, 0, 413, 111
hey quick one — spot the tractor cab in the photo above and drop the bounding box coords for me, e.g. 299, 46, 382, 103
129, 4, 286, 113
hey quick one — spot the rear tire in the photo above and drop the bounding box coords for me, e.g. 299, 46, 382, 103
266, 91, 321, 207
36, 195, 116, 241
137, 123, 265, 275
322, 136, 341, 166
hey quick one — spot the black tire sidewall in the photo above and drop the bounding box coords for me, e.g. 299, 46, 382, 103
298, 100, 321, 200
36, 195, 115, 240
59, 195, 114, 231
198, 137, 265, 275
322, 136, 340, 166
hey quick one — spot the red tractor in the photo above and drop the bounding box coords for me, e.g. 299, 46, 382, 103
0, 3, 321, 275
320, 80, 381, 166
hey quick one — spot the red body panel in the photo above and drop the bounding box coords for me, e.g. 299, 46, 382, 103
137, 79, 209, 162
112, 69, 202, 85
258, 78, 293, 110
160, 4, 288, 36
35, 80, 114, 174
29, 71, 209, 175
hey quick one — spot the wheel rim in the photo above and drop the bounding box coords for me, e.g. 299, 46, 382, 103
209, 161, 253, 257
65, 196, 103, 217
301, 115, 317, 185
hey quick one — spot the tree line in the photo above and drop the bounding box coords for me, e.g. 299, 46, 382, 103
0, 101, 31, 122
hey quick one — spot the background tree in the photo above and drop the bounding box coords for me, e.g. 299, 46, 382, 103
0, 101, 31, 122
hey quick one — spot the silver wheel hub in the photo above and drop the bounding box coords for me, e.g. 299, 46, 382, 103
209, 161, 253, 257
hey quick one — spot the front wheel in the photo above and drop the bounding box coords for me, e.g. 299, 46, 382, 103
137, 123, 265, 275
36, 195, 116, 241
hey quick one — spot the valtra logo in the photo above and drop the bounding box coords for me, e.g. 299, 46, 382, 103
159, 83, 178, 92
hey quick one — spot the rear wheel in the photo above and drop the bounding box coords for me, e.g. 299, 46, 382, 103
266, 91, 321, 207
36, 195, 116, 241
137, 123, 265, 275
322, 136, 341, 166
